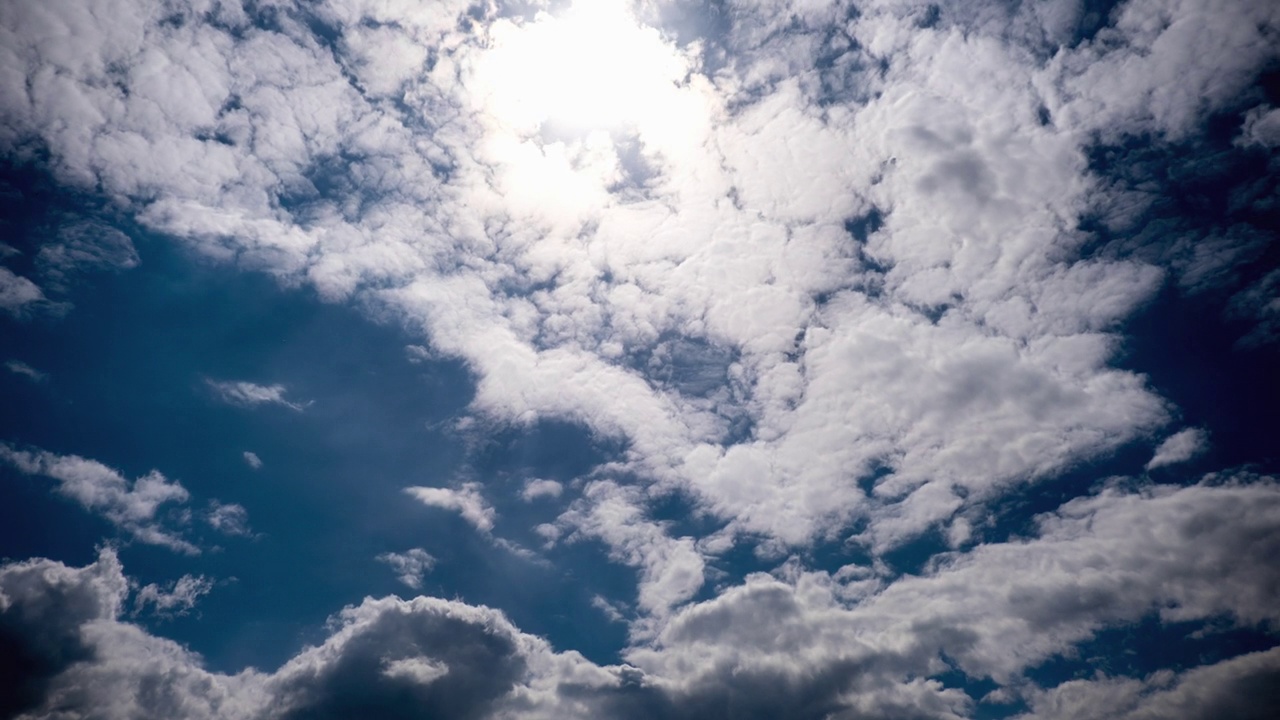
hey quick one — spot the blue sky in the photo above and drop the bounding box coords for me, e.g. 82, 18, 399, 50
1, 1, 1279, 718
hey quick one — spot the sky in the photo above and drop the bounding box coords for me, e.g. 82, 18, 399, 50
1, 0, 1278, 718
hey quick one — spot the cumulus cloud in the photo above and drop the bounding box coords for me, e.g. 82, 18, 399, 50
1, 0, 1278, 715
3, 475, 1278, 719
207, 380, 307, 411
0, 443, 197, 553
1147, 427, 1208, 469
405, 483, 496, 533
377, 548, 437, 590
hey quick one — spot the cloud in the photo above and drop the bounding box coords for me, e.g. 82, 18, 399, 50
206, 500, 252, 537
4, 475, 1278, 718
0, 267, 50, 317
0, 0, 1278, 715
35, 219, 139, 289
4, 359, 46, 382
405, 483, 496, 533
0, 471, 1274, 717
0, 443, 197, 554
377, 549, 436, 590
1147, 427, 1208, 469
207, 380, 307, 412
132, 574, 213, 618
1017, 648, 1280, 720
242, 451, 263, 470
521, 478, 563, 501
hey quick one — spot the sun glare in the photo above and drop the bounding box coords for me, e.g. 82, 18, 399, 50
477, 1, 689, 133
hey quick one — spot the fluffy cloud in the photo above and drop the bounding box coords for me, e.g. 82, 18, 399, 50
0, 267, 50, 317
1, 0, 1278, 715
242, 451, 263, 470
3, 476, 1278, 718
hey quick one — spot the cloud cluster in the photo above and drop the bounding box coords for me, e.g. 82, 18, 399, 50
1, 0, 1278, 715
3, 476, 1278, 718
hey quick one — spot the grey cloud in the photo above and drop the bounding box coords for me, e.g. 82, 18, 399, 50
1017, 647, 1280, 720
1147, 427, 1207, 469
3, 474, 1280, 719
0, 549, 126, 719
35, 220, 139, 289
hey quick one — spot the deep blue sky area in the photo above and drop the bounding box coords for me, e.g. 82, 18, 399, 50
2, 2, 1279, 719
0, 162, 636, 672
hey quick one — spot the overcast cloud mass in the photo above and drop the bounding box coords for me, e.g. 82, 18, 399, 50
1, 0, 1278, 717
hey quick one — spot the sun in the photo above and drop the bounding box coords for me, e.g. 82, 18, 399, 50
475, 0, 690, 134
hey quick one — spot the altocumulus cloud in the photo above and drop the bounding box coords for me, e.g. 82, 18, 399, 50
0, 0, 1278, 717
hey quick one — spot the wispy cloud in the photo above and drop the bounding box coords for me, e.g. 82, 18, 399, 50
0, 444, 197, 554
242, 451, 263, 470
404, 483, 495, 533
132, 574, 213, 618
376, 548, 436, 590
206, 379, 307, 411
205, 501, 252, 537
5, 359, 46, 382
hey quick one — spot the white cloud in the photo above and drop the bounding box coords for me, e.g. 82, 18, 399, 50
0, 443, 197, 554
206, 379, 306, 411
6, 476, 1278, 718
206, 501, 252, 537
1147, 427, 1208, 470
405, 483, 496, 533
5, 359, 46, 382
133, 574, 213, 618
521, 478, 563, 501
1, 3, 1278, 715
377, 548, 436, 590
242, 451, 263, 470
